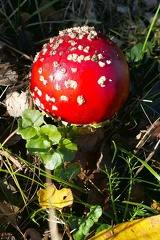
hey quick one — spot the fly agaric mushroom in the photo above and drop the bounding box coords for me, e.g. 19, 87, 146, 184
30, 26, 130, 124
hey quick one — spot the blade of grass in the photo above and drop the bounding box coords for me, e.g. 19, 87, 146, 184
111, 141, 118, 163
17, 0, 21, 25
0, 41, 32, 61
119, 146, 160, 182
141, 4, 160, 57
1, 148, 27, 206
135, 155, 160, 182
8, 0, 28, 19
40, 168, 86, 193
0, 9, 17, 34
123, 201, 159, 215
26, 0, 60, 22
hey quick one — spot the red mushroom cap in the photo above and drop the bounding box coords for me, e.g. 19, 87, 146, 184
30, 26, 130, 124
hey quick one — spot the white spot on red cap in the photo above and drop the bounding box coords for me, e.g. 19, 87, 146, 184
83, 46, 90, 53
52, 105, 58, 111
34, 86, 42, 97
39, 76, 47, 85
106, 60, 111, 65
91, 54, 98, 62
59, 51, 63, 56
98, 61, 105, 67
72, 53, 78, 62
84, 55, 91, 61
64, 79, 78, 89
59, 39, 64, 44
77, 95, 85, 105
53, 61, 60, 67
55, 83, 61, 90
40, 58, 44, 62
35, 98, 41, 107
39, 76, 44, 81
67, 54, 73, 61
42, 43, 47, 48
49, 74, 54, 81
51, 97, 56, 102
71, 68, 77, 73
98, 54, 104, 60
52, 39, 64, 51
60, 95, 69, 101
70, 47, 77, 51
46, 94, 56, 102
61, 68, 67, 74
77, 55, 84, 63
78, 45, 83, 50
42, 47, 47, 55
40, 103, 45, 109
59, 26, 97, 41
38, 68, 43, 74
49, 37, 55, 43
68, 40, 77, 46
50, 50, 57, 55
46, 94, 50, 101
33, 52, 40, 62
98, 76, 106, 87
90, 29, 97, 38
70, 32, 77, 39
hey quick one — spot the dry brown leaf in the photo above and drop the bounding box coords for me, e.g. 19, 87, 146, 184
151, 202, 160, 212
0, 201, 23, 235
0, 149, 23, 170
134, 120, 160, 154
0, 202, 17, 227
5, 91, 29, 117
0, 62, 18, 86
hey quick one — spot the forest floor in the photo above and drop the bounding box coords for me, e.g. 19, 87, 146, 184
0, 0, 160, 239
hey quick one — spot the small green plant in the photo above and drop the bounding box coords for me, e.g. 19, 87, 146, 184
17, 109, 77, 170
129, 41, 153, 63
69, 205, 102, 240
101, 141, 160, 226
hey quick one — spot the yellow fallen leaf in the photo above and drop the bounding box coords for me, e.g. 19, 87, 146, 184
89, 215, 160, 240
37, 185, 73, 211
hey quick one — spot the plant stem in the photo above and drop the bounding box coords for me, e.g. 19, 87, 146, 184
60, 211, 73, 240
108, 170, 119, 224
123, 161, 133, 221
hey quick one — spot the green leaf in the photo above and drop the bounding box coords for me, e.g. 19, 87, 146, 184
26, 136, 51, 154
145, 41, 153, 56
40, 124, 62, 144
130, 41, 153, 63
95, 224, 111, 235
17, 119, 37, 139
90, 205, 102, 221
58, 139, 77, 162
54, 163, 81, 181
72, 205, 102, 240
17, 110, 44, 140
130, 43, 143, 62
40, 150, 63, 170
63, 139, 77, 151
21, 109, 44, 128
